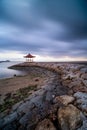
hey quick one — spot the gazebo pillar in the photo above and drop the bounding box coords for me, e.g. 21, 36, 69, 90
24, 53, 36, 62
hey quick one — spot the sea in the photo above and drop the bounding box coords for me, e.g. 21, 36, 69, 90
0, 61, 26, 79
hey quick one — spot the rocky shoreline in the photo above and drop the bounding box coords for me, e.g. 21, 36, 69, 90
0, 62, 87, 130
0, 60, 10, 63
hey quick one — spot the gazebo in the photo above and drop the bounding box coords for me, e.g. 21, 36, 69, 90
24, 53, 36, 62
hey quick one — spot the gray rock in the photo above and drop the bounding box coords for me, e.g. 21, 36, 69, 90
82, 80, 87, 87
0, 112, 18, 128
77, 120, 87, 130
74, 92, 87, 99
12, 101, 23, 111
80, 68, 87, 73
74, 92, 87, 114
45, 91, 53, 102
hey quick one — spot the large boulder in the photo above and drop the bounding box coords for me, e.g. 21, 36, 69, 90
58, 104, 82, 130
53, 95, 75, 106
35, 119, 56, 130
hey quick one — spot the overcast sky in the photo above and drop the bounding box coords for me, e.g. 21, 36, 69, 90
0, 0, 87, 61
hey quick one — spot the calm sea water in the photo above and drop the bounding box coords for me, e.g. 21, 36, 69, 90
0, 61, 26, 79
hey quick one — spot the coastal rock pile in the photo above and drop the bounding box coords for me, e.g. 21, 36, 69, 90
0, 62, 87, 130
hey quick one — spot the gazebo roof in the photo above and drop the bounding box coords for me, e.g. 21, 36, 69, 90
24, 53, 35, 58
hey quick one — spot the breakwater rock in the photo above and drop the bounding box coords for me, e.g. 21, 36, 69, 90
0, 62, 87, 130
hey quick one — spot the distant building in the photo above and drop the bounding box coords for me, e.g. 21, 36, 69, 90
24, 53, 36, 62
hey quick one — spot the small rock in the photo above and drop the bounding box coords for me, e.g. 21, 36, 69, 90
35, 119, 56, 130
58, 104, 82, 130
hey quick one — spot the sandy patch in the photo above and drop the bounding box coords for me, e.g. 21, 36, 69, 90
0, 74, 46, 96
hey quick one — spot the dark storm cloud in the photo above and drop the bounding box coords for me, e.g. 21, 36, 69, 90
32, 0, 87, 39
0, 0, 87, 58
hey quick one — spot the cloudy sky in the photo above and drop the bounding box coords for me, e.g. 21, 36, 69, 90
0, 0, 87, 61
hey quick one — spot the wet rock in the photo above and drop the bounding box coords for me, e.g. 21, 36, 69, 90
58, 104, 82, 130
53, 95, 75, 106
35, 119, 56, 130
74, 92, 87, 115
